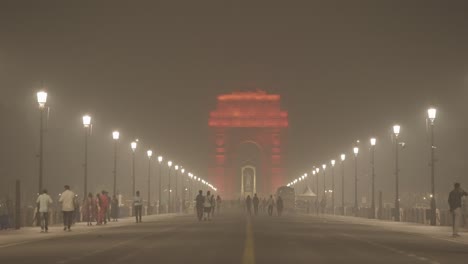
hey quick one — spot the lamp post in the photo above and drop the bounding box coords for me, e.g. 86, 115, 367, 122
353, 147, 359, 216
131, 141, 137, 197
340, 154, 346, 215
315, 168, 320, 214
112, 131, 120, 196
36, 91, 47, 194
157, 156, 163, 214
82, 115, 91, 198
147, 150, 153, 214
393, 125, 401, 222
428, 108, 437, 226
331, 160, 336, 214
181, 168, 185, 206
167, 161, 173, 213
370, 138, 376, 219
322, 164, 327, 197
175, 165, 179, 212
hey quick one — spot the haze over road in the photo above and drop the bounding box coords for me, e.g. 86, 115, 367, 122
1, 213, 467, 264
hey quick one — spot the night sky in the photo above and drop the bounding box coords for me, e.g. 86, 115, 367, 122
1, 1, 467, 205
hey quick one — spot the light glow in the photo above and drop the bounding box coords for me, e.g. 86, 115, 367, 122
158, 156, 163, 163
331, 160, 336, 166
428, 108, 437, 121
370, 138, 376, 146
341, 154, 346, 161
82, 115, 91, 127
131, 141, 137, 151
147, 150, 153, 158
393, 125, 401, 136
37, 91, 47, 108
112, 131, 120, 140
353, 147, 359, 155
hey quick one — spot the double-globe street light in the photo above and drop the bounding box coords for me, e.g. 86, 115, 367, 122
36, 91, 48, 194
428, 108, 437, 226
82, 115, 92, 198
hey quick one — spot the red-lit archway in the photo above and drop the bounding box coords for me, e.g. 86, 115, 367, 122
208, 91, 288, 199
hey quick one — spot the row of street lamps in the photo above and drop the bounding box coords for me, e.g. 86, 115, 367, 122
288, 108, 438, 225
36, 91, 217, 213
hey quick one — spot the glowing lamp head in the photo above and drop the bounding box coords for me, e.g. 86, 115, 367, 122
168, 161, 173, 167
175, 165, 179, 171
316, 168, 320, 173
331, 160, 336, 166
370, 138, 376, 146
353, 147, 359, 155
181, 168, 185, 174
82, 115, 91, 128
37, 91, 47, 108
341, 154, 346, 161
147, 150, 153, 158
312, 170, 316, 175
322, 164, 326, 170
158, 156, 163, 163
112, 131, 120, 140
428, 108, 437, 122
393, 125, 401, 136
131, 141, 137, 151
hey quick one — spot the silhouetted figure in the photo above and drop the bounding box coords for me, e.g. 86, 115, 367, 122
277, 196, 284, 216
216, 195, 222, 215
59, 185, 75, 232
204, 191, 213, 221
111, 195, 119, 222
448, 182, 468, 237
253, 194, 260, 216
83, 193, 95, 226
195, 190, 204, 221
267, 195, 275, 216
246, 195, 252, 216
134, 191, 143, 223
36, 189, 53, 233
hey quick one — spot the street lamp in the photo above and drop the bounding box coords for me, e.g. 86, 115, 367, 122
331, 159, 336, 214
82, 115, 91, 198
157, 156, 163, 214
353, 146, 359, 216
36, 91, 48, 194
112, 131, 120, 196
174, 165, 179, 212
370, 138, 376, 219
427, 108, 437, 226
393, 125, 401, 222
147, 150, 153, 214
340, 154, 346, 215
167, 161, 173, 213
131, 141, 137, 197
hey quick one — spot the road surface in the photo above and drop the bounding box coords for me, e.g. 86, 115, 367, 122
1, 212, 467, 263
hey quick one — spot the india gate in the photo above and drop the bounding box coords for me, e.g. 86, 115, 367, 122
208, 91, 289, 199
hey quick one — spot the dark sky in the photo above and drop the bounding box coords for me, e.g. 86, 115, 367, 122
1, 1, 468, 205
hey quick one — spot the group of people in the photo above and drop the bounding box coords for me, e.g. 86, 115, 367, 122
35, 185, 120, 233
195, 190, 221, 221
245, 194, 284, 216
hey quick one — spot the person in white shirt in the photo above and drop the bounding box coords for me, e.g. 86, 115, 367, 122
59, 185, 75, 231
134, 191, 143, 223
36, 189, 53, 233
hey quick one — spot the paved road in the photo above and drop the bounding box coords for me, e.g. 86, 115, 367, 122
1, 212, 467, 264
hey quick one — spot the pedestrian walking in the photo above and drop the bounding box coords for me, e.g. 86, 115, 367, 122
246, 195, 252, 216
448, 182, 468, 237
195, 190, 204, 221
83, 193, 95, 226
99, 191, 109, 225
203, 191, 213, 221
59, 185, 75, 232
253, 194, 260, 216
134, 191, 143, 223
111, 195, 119, 222
104, 191, 111, 223
36, 189, 53, 233
267, 195, 275, 216
211, 194, 216, 216
277, 196, 284, 216
96, 193, 103, 225
216, 195, 222, 215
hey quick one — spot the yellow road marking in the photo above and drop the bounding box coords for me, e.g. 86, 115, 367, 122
242, 217, 255, 264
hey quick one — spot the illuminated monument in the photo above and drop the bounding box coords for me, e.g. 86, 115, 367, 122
208, 91, 288, 199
